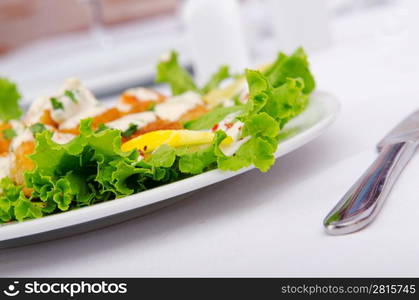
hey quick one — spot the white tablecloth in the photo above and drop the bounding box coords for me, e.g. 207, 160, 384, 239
1, 5, 419, 277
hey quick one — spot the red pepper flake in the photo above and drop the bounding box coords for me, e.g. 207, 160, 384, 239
143, 145, 148, 151
224, 122, 233, 129
241, 94, 249, 102
139, 150, 145, 157
211, 123, 219, 131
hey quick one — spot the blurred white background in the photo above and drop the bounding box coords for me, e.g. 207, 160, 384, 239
0, 0, 410, 100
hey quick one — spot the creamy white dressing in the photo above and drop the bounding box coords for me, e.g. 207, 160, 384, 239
9, 120, 27, 151
221, 135, 250, 156
124, 88, 161, 101
24, 95, 50, 125
155, 91, 203, 122
9, 120, 25, 135
217, 112, 250, 156
106, 111, 157, 131
9, 120, 30, 152
11, 129, 34, 151
25, 78, 102, 129
223, 120, 243, 141
0, 155, 11, 179
52, 132, 76, 144
51, 78, 99, 125
116, 102, 132, 113
239, 84, 249, 103
218, 111, 240, 127
59, 104, 107, 130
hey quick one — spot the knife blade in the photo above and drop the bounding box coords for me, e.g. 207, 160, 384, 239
377, 109, 419, 150
323, 110, 419, 235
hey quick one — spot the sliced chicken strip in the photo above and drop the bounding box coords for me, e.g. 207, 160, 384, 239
10, 141, 35, 186
117, 88, 166, 115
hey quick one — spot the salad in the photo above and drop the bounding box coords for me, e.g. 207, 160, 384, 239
0, 48, 315, 223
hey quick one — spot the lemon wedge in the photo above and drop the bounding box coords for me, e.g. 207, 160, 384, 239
203, 63, 271, 108
121, 130, 233, 153
203, 77, 246, 109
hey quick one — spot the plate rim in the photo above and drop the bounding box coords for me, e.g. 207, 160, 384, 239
0, 90, 340, 241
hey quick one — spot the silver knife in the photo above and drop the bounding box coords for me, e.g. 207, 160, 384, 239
323, 110, 419, 235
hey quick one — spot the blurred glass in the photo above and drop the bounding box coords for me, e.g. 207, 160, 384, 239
79, 0, 112, 49
0, 0, 178, 56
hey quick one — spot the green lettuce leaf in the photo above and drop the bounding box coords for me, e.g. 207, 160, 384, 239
145, 131, 226, 175
264, 47, 315, 94
14, 193, 43, 221
156, 51, 198, 95
156, 51, 233, 96
0, 177, 43, 222
176, 132, 225, 175
201, 65, 230, 94
215, 135, 276, 172
214, 69, 307, 172
96, 158, 147, 197
267, 77, 308, 128
0, 77, 23, 121
183, 105, 243, 130
147, 144, 177, 168
0, 177, 21, 222
23, 119, 141, 214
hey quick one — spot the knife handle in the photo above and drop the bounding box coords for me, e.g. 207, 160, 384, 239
323, 141, 417, 235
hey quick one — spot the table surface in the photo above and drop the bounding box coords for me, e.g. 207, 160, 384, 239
1, 4, 419, 277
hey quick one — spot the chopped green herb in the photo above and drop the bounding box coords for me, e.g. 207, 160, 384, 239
50, 97, 64, 110
148, 103, 156, 111
64, 90, 78, 103
122, 123, 138, 138
29, 123, 47, 134
95, 123, 109, 133
2, 128, 16, 140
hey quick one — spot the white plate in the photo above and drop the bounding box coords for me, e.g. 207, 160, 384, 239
0, 91, 339, 248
